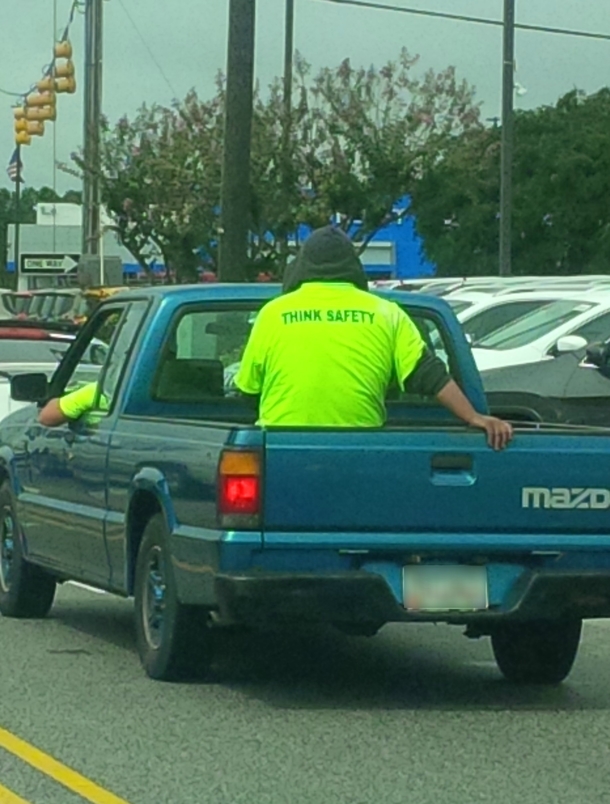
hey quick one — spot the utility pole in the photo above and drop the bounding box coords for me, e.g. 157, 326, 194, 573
279, 0, 295, 267
81, 0, 103, 270
217, 0, 256, 282
283, 0, 294, 123
499, 0, 515, 277
14, 145, 23, 291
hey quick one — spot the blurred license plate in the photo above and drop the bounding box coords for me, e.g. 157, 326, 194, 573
403, 565, 488, 612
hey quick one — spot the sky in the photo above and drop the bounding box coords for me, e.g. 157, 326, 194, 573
1, 0, 609, 193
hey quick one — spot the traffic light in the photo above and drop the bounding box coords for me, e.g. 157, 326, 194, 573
13, 107, 31, 145
54, 40, 72, 59
55, 76, 76, 94
10, 38, 75, 147
55, 60, 74, 78
25, 106, 56, 122
54, 39, 76, 93
37, 76, 54, 93
24, 92, 56, 133
25, 120, 45, 137
26, 91, 56, 107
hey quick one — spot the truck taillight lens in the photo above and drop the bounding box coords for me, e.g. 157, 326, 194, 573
218, 450, 261, 525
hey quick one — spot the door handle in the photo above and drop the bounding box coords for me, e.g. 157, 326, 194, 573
430, 454, 475, 486
63, 429, 87, 447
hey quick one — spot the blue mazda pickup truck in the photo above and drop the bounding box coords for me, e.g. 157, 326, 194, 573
1, 284, 610, 684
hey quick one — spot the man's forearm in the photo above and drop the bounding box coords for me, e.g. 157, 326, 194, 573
38, 398, 70, 427
436, 379, 513, 450
436, 379, 478, 424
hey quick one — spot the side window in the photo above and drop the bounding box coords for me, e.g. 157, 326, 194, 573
572, 312, 610, 346
59, 308, 123, 396
152, 307, 256, 405
54, 301, 148, 419
387, 311, 458, 413
98, 300, 149, 410
411, 314, 450, 370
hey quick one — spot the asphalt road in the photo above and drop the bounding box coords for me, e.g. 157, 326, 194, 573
1, 584, 610, 804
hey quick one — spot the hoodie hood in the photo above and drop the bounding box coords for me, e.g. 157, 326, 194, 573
282, 226, 369, 293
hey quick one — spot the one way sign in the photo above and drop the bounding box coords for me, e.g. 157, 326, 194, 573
20, 254, 79, 275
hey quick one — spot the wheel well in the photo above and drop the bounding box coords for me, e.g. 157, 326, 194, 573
127, 490, 161, 595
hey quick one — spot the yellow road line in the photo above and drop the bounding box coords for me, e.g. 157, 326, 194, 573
0, 782, 30, 804
0, 727, 130, 804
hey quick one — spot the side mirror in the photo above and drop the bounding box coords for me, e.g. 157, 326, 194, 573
553, 335, 588, 356
10, 373, 49, 403
585, 341, 610, 368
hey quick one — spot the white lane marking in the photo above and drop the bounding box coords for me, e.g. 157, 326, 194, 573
67, 581, 108, 595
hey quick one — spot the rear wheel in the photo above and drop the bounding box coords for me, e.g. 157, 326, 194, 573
134, 514, 213, 681
491, 619, 582, 685
0, 481, 56, 619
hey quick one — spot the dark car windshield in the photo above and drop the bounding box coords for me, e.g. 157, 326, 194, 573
473, 300, 595, 350
464, 299, 559, 343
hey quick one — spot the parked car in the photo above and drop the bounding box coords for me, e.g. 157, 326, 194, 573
470, 294, 610, 371
483, 339, 610, 427
454, 290, 607, 345
0, 324, 109, 422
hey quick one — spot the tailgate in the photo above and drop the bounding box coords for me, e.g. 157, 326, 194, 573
262, 429, 610, 536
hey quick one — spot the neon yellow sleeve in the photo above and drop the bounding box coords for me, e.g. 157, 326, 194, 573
235, 313, 267, 395
393, 306, 426, 388
58, 382, 100, 420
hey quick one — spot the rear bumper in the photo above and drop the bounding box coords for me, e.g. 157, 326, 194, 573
214, 568, 610, 626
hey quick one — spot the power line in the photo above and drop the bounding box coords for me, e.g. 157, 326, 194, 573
0, 0, 83, 101
116, 0, 179, 99
317, 0, 610, 42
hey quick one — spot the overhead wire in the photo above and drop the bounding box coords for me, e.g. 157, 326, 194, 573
52, 0, 59, 254
0, 87, 26, 98
0, 0, 82, 101
115, 0, 179, 99
316, 0, 610, 42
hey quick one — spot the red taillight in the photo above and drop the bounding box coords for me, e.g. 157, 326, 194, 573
218, 451, 261, 523
220, 476, 259, 514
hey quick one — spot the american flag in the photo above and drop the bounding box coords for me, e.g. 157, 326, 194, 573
6, 148, 23, 183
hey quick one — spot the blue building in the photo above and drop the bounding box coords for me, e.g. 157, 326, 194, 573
6, 199, 435, 285
293, 199, 436, 280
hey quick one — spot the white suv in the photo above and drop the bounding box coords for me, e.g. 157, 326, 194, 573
469, 294, 610, 371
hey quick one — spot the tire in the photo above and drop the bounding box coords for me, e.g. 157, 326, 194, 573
134, 514, 213, 681
491, 619, 582, 685
0, 481, 56, 619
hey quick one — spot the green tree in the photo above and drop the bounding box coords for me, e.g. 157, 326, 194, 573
72, 50, 480, 281
290, 50, 481, 252
412, 88, 610, 276
71, 88, 225, 282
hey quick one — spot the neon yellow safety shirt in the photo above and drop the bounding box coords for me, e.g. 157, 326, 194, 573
59, 382, 108, 424
235, 282, 426, 427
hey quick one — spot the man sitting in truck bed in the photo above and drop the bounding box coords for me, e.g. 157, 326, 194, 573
235, 226, 512, 450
